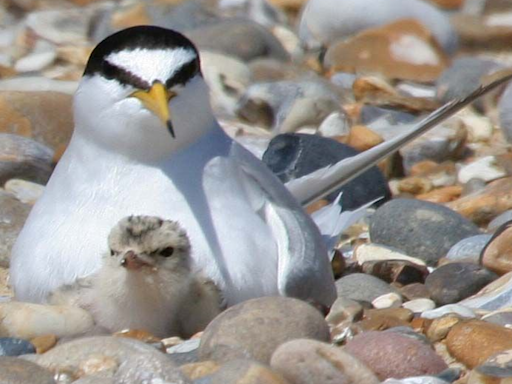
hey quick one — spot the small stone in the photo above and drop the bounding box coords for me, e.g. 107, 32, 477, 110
352, 76, 440, 114
417, 186, 463, 204
489, 211, 512, 232
446, 234, 493, 264
206, 359, 289, 384
347, 125, 384, 152
166, 338, 200, 366
425, 263, 498, 306
400, 283, 432, 301
447, 177, 512, 225
499, 83, 512, 144
422, 304, 477, 319
326, 297, 364, 326
0, 91, 73, 151
481, 221, 512, 275
113, 329, 161, 344
426, 315, 463, 342
0, 356, 55, 384
0, 337, 35, 356
370, 199, 481, 265
271, 339, 380, 384
460, 271, 512, 311
0, 302, 94, 339
446, 320, 512, 369
460, 114, 494, 143
383, 377, 453, 384
0, 267, 12, 298
0, 190, 32, 268
14, 40, 56, 73
355, 243, 427, 267
345, 330, 448, 380
364, 308, 414, 323
468, 350, 512, 384
400, 122, 467, 172
372, 293, 403, 309
0, 133, 54, 186
398, 177, 433, 195
482, 309, 512, 327
324, 19, 449, 83
199, 297, 329, 364
459, 156, 507, 184
359, 308, 413, 331
437, 57, 504, 106
361, 259, 429, 285
262, 133, 391, 210
318, 112, 350, 138
30, 334, 57, 354
187, 20, 289, 62
336, 273, 401, 303
237, 80, 340, 133
4, 179, 44, 204
403, 298, 436, 314
35, 336, 185, 382
180, 360, 220, 380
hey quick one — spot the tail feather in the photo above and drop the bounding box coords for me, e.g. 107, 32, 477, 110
286, 72, 512, 208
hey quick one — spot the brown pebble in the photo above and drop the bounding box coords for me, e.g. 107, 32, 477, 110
447, 177, 512, 225
481, 222, 512, 275
30, 334, 57, 354
427, 315, 463, 342
113, 329, 160, 343
446, 320, 512, 368
347, 125, 384, 152
417, 186, 463, 203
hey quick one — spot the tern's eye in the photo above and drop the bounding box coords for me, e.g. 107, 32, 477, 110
102, 61, 118, 80
160, 247, 174, 257
110, 249, 116, 256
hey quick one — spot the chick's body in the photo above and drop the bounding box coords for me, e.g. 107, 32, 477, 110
51, 216, 222, 338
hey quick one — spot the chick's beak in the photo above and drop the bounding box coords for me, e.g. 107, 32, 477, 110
130, 82, 176, 138
121, 250, 152, 271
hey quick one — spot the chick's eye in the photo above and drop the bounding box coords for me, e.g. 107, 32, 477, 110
160, 247, 174, 257
110, 249, 116, 256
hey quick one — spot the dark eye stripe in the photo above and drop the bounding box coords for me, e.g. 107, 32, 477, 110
165, 59, 199, 88
103, 60, 150, 90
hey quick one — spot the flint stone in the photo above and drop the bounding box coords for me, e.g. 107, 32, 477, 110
344, 330, 448, 380
335, 273, 400, 303
425, 263, 498, 305
187, 19, 289, 62
370, 198, 481, 265
198, 297, 329, 364
271, 339, 380, 384
0, 337, 35, 356
263, 133, 391, 210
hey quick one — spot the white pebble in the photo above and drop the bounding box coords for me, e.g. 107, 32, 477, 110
403, 298, 436, 313
372, 293, 402, 309
458, 156, 506, 184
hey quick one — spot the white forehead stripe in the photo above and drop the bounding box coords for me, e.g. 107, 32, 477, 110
106, 47, 196, 84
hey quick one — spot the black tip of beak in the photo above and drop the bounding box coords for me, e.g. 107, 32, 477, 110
167, 120, 175, 138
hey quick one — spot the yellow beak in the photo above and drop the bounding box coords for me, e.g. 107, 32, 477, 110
130, 82, 176, 137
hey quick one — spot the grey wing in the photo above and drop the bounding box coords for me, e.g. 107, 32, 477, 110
232, 143, 337, 308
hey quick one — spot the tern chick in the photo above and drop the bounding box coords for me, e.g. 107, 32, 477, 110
50, 215, 222, 338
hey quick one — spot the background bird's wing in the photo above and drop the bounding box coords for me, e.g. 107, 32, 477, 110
231, 142, 337, 307
286, 72, 512, 207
